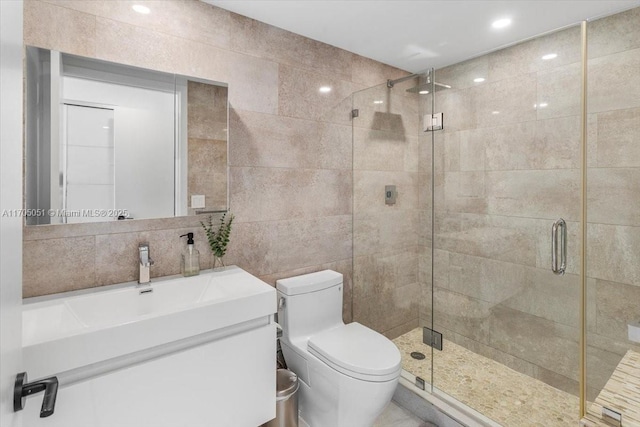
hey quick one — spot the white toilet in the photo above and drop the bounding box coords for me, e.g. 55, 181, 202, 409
276, 270, 401, 427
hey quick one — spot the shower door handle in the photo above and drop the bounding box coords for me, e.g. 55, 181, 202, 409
551, 218, 567, 275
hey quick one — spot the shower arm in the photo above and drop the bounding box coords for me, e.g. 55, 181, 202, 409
387, 73, 422, 88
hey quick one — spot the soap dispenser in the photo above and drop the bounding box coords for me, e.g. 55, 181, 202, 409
180, 232, 200, 277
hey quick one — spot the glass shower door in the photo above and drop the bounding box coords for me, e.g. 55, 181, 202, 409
430, 24, 584, 425
585, 7, 640, 425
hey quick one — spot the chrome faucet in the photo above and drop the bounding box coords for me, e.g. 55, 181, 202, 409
138, 243, 154, 284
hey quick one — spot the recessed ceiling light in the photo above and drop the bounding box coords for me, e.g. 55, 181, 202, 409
542, 53, 558, 60
491, 111, 500, 115
538, 102, 548, 108
319, 86, 332, 93
102, 126, 110, 129
132, 4, 151, 14
419, 90, 429, 95
473, 77, 485, 83
492, 18, 511, 29
373, 100, 384, 104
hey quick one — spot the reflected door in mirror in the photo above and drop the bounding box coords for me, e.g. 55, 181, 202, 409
63, 105, 114, 223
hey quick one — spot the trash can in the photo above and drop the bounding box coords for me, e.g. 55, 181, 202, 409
262, 369, 299, 427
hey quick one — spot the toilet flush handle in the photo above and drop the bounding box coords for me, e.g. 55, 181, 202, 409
278, 297, 286, 310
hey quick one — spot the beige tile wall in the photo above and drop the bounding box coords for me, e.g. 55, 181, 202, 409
187, 81, 228, 212
21, 0, 411, 328
351, 81, 424, 337
427, 7, 640, 402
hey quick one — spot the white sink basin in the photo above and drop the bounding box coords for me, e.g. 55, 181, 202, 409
23, 266, 277, 379
65, 277, 209, 329
23, 303, 85, 345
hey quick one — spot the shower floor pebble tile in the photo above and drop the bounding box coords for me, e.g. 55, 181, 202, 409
393, 328, 580, 427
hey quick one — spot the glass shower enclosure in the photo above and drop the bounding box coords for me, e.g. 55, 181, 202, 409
352, 7, 639, 426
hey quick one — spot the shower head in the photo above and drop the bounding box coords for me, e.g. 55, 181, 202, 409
406, 81, 452, 94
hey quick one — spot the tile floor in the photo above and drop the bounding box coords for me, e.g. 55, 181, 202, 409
374, 402, 436, 427
393, 328, 581, 427
299, 401, 431, 427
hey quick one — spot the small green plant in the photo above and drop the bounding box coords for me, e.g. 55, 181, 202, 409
201, 212, 234, 266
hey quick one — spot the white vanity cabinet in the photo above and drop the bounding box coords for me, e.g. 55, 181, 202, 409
21, 267, 277, 427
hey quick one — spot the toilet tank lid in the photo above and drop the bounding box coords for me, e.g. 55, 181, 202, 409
276, 270, 342, 295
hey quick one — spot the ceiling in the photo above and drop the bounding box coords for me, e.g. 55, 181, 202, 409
206, 0, 640, 73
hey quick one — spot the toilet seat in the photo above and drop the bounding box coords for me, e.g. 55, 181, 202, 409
307, 322, 401, 382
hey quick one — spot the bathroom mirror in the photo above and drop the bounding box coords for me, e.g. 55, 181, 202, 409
24, 46, 228, 225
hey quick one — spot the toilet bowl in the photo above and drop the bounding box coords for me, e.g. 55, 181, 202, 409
276, 270, 401, 427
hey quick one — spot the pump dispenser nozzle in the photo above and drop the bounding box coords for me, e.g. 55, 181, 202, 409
180, 232, 195, 245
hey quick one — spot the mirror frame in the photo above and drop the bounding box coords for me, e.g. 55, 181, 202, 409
24, 46, 230, 226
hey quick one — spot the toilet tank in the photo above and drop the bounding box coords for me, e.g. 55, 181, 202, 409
276, 270, 344, 340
